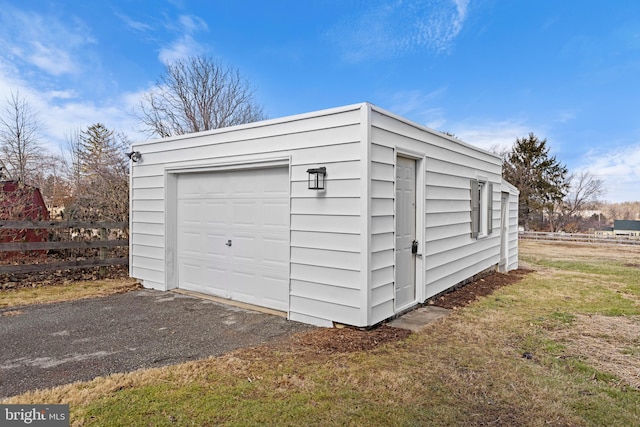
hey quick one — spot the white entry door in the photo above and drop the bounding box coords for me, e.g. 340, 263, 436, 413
176, 167, 290, 311
395, 156, 417, 310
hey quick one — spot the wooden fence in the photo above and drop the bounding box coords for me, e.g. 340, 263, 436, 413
520, 231, 640, 246
0, 220, 128, 275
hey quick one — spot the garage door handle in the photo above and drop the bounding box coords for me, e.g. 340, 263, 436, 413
225, 240, 232, 247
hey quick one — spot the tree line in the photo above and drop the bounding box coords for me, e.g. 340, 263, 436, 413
501, 133, 613, 232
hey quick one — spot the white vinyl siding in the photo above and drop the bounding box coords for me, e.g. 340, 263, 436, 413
130, 102, 518, 328
369, 107, 503, 308
368, 142, 396, 324
130, 105, 366, 327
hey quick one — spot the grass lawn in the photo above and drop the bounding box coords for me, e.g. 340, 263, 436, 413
3, 240, 640, 426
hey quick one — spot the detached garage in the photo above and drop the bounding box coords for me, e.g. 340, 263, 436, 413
129, 102, 519, 327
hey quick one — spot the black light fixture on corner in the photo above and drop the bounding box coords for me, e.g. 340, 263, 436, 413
126, 151, 142, 163
306, 166, 326, 190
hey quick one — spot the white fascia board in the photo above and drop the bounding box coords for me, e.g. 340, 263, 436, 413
132, 102, 370, 149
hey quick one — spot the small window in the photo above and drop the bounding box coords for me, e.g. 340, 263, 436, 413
471, 179, 493, 239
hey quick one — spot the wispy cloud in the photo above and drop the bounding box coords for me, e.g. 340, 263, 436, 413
0, 3, 94, 76
0, 69, 144, 153
178, 15, 208, 34
159, 14, 208, 64
580, 144, 640, 203
553, 109, 577, 123
117, 12, 154, 33
453, 120, 532, 153
159, 35, 204, 64
387, 88, 449, 129
43, 98, 145, 148
328, 0, 469, 62
384, 87, 531, 153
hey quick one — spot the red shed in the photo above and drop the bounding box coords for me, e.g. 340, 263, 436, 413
0, 180, 50, 258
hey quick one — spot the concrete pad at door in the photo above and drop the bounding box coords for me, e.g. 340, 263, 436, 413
388, 306, 452, 332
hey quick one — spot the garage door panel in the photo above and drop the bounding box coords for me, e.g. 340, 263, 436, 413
203, 201, 228, 226
230, 172, 258, 195
204, 181, 227, 198
231, 270, 258, 295
261, 274, 289, 311
178, 200, 202, 224
180, 231, 202, 256
204, 266, 229, 292
231, 235, 257, 263
205, 232, 228, 258
179, 262, 203, 288
263, 168, 289, 195
176, 167, 289, 311
262, 237, 289, 267
232, 201, 257, 226
263, 201, 289, 228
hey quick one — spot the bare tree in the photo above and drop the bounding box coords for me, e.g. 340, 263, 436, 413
138, 56, 267, 138
29, 153, 70, 216
563, 171, 605, 216
555, 171, 605, 231
0, 90, 45, 183
63, 128, 83, 194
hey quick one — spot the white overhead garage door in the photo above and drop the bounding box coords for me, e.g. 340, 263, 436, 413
176, 167, 290, 311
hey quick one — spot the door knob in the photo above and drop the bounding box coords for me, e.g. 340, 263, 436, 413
225, 240, 232, 247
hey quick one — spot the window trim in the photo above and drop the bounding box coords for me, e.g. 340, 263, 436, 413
471, 179, 493, 239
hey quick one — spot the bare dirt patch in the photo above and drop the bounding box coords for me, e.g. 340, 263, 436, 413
1, 265, 129, 290
552, 314, 640, 389
429, 269, 532, 309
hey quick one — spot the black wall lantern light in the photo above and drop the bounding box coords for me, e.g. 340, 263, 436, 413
306, 166, 326, 190
126, 151, 142, 163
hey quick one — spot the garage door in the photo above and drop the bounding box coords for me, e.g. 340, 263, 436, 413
176, 167, 290, 311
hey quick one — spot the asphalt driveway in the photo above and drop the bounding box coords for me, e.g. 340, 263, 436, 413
0, 289, 313, 399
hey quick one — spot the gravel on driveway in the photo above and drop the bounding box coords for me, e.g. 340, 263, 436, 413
0, 289, 313, 399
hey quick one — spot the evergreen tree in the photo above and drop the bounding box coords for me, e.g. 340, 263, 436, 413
502, 133, 568, 230
65, 123, 129, 222
79, 123, 124, 178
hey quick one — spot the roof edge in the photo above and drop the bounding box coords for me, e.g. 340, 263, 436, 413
133, 102, 369, 148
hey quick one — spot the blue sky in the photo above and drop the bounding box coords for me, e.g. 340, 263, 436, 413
0, 0, 639, 202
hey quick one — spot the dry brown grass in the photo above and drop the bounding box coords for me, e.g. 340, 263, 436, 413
0, 278, 140, 309
520, 240, 640, 265
552, 314, 640, 389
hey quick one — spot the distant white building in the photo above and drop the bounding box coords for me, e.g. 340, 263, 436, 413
578, 209, 603, 219
128, 103, 519, 327
614, 220, 640, 237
